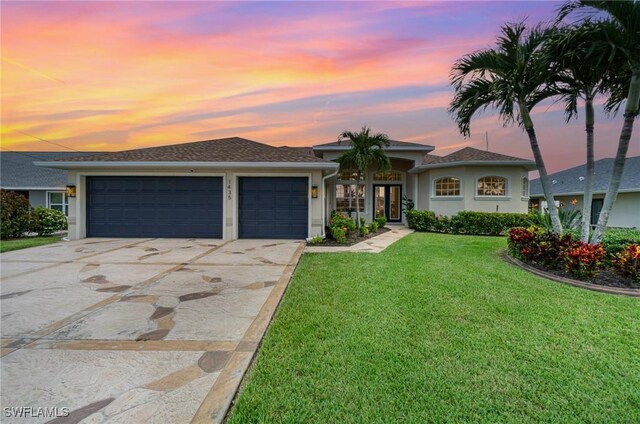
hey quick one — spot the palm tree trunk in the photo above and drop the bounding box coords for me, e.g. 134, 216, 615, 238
581, 97, 595, 243
591, 70, 640, 244
519, 102, 563, 234
354, 171, 361, 229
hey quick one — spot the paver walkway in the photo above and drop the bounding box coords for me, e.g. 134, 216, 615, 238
1, 238, 304, 423
305, 225, 414, 254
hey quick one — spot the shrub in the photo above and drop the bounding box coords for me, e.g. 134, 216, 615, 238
359, 217, 366, 229
563, 242, 605, 278
405, 210, 436, 232
0, 190, 32, 239
375, 214, 387, 228
369, 221, 379, 233
30, 207, 67, 236
308, 235, 324, 245
407, 210, 538, 236
612, 245, 640, 282
359, 225, 369, 237
330, 211, 356, 233
331, 226, 347, 244
601, 229, 640, 257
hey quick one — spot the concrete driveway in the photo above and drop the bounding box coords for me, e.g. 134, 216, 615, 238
0, 238, 304, 423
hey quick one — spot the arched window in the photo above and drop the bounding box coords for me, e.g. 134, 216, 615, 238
477, 176, 507, 196
373, 170, 402, 181
521, 176, 529, 197
434, 177, 461, 196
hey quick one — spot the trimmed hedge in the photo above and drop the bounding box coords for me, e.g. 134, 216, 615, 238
406, 210, 540, 236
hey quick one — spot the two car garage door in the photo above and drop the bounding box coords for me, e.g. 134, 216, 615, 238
86, 176, 308, 239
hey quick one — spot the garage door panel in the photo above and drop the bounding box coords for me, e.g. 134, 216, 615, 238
238, 177, 308, 239
87, 176, 223, 238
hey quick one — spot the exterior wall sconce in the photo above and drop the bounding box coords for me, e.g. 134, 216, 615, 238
65, 185, 77, 198
311, 185, 319, 199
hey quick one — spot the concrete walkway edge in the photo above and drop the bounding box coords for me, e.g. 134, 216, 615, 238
305, 226, 414, 254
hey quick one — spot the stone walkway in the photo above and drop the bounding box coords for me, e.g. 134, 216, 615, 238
305, 225, 414, 253
1, 238, 304, 423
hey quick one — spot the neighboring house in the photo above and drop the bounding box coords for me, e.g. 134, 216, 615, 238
1, 151, 98, 215
36, 137, 535, 240
530, 156, 640, 229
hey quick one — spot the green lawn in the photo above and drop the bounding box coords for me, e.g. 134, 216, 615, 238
229, 233, 640, 423
0, 235, 62, 253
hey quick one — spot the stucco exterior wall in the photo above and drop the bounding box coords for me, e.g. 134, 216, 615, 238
66, 168, 325, 240
419, 165, 530, 216
545, 192, 640, 229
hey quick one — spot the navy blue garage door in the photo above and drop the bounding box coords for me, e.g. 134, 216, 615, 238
87, 176, 223, 238
238, 177, 308, 239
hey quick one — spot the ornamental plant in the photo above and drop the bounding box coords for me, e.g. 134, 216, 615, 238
30, 207, 67, 236
612, 244, 640, 282
369, 221, 379, 233
331, 226, 347, 244
0, 190, 32, 239
562, 242, 605, 278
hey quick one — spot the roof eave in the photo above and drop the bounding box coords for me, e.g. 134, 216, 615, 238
34, 161, 339, 170
529, 188, 640, 197
409, 160, 536, 173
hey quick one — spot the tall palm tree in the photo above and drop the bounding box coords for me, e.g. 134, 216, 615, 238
449, 22, 564, 234
544, 22, 615, 242
558, 0, 640, 244
336, 126, 391, 228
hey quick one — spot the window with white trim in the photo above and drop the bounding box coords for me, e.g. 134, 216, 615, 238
521, 176, 529, 197
477, 176, 507, 196
47, 191, 68, 215
434, 177, 461, 196
335, 184, 365, 212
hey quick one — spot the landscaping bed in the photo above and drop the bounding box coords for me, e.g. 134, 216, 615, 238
310, 226, 390, 247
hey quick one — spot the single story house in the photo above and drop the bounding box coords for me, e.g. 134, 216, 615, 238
530, 156, 640, 229
1, 151, 98, 215
36, 137, 535, 240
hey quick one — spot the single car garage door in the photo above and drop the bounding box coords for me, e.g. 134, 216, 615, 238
87, 176, 223, 238
238, 177, 308, 239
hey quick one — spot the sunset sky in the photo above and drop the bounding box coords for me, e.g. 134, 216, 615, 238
2, 1, 638, 172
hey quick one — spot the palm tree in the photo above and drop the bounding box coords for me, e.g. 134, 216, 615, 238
449, 22, 564, 234
336, 126, 391, 228
544, 22, 615, 242
558, 0, 640, 244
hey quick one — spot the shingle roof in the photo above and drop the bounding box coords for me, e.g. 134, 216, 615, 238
1, 151, 98, 188
530, 156, 640, 196
314, 139, 434, 151
421, 147, 532, 165
55, 137, 331, 163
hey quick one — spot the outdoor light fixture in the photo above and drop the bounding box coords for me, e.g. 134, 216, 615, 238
65, 185, 77, 198
311, 185, 319, 198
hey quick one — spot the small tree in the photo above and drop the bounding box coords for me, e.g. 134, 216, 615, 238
336, 126, 391, 228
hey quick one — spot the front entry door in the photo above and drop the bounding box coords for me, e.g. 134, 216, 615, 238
374, 185, 402, 222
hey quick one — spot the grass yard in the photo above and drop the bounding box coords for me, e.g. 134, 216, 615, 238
229, 233, 640, 423
0, 235, 62, 253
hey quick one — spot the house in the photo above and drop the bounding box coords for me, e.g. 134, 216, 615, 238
530, 156, 640, 229
1, 151, 98, 215
35, 137, 535, 240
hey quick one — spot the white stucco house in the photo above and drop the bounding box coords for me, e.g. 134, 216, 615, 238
35, 136, 535, 240
530, 156, 640, 229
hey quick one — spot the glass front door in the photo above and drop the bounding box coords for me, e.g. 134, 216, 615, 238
373, 185, 402, 222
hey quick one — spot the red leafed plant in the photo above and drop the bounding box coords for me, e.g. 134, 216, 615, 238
562, 242, 606, 278
612, 244, 640, 282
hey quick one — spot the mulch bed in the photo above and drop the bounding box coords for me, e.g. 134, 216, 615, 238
523, 260, 640, 289
310, 227, 391, 247
505, 253, 640, 296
